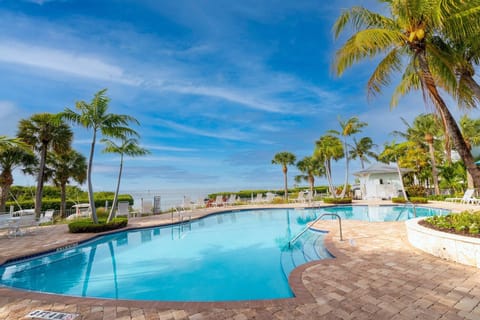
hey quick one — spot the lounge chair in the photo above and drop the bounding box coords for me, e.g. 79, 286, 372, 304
39, 209, 55, 224
213, 195, 225, 207
264, 192, 276, 203
292, 191, 306, 203
226, 194, 237, 206
117, 201, 130, 218
253, 193, 264, 204
445, 189, 476, 204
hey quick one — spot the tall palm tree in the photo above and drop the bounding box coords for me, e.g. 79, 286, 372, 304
47, 149, 87, 218
0, 146, 36, 212
331, 116, 367, 198
313, 134, 344, 197
102, 137, 150, 223
61, 89, 139, 223
349, 137, 377, 169
0, 136, 29, 150
459, 115, 480, 189
17, 113, 72, 217
295, 156, 325, 196
333, 0, 480, 188
272, 152, 296, 200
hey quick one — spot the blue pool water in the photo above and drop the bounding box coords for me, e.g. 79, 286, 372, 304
0, 205, 448, 301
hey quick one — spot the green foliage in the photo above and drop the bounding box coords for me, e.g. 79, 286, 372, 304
68, 217, 128, 233
424, 211, 480, 235
271, 197, 287, 204
392, 197, 428, 204
405, 185, 427, 197
208, 186, 329, 200
323, 197, 352, 204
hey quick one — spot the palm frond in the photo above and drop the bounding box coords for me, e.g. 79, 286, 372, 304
367, 48, 402, 97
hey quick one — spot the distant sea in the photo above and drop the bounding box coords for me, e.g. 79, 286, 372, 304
123, 187, 236, 211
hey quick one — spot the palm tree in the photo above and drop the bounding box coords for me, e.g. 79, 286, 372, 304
17, 113, 72, 217
331, 116, 367, 198
295, 156, 325, 196
272, 152, 296, 200
333, 1, 480, 188
0, 136, 29, 150
61, 89, 139, 223
0, 146, 36, 212
47, 149, 87, 218
349, 137, 377, 169
102, 137, 150, 223
313, 134, 344, 197
459, 115, 480, 189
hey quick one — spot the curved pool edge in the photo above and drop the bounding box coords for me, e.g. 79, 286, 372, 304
406, 217, 480, 268
0, 202, 451, 311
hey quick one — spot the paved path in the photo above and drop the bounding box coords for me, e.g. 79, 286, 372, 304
0, 201, 479, 319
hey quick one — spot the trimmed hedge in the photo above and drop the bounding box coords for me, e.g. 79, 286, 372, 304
392, 197, 428, 204
68, 217, 128, 233
208, 186, 330, 199
323, 197, 352, 204
422, 211, 480, 236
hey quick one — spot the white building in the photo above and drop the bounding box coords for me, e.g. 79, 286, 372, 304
353, 163, 411, 200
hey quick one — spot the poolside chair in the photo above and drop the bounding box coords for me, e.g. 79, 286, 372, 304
117, 201, 130, 218
253, 193, 264, 204
292, 191, 306, 203
226, 194, 237, 207
445, 189, 476, 204
264, 192, 275, 203
39, 209, 55, 224
213, 195, 225, 207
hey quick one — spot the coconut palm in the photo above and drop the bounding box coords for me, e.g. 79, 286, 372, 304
330, 116, 367, 198
61, 89, 139, 223
349, 137, 377, 169
459, 115, 480, 189
0, 136, 29, 150
102, 137, 150, 223
47, 149, 87, 218
272, 152, 296, 200
333, 0, 480, 188
313, 134, 344, 197
295, 156, 325, 196
17, 113, 72, 217
0, 145, 36, 212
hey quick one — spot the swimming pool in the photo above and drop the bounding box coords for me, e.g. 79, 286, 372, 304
0, 205, 449, 302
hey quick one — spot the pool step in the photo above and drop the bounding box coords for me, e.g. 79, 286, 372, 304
280, 229, 332, 277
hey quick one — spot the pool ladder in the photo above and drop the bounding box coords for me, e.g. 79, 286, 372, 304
395, 201, 417, 221
288, 213, 343, 248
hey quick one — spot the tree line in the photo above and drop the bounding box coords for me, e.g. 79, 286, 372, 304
0, 89, 149, 223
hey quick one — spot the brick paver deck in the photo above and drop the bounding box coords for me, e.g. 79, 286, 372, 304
0, 201, 479, 319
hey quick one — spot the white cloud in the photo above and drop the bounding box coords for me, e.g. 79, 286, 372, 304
0, 41, 139, 85
155, 118, 252, 141
0, 101, 22, 136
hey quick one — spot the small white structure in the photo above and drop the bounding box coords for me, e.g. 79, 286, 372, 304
353, 163, 411, 200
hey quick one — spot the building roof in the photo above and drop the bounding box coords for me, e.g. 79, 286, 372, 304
353, 163, 412, 176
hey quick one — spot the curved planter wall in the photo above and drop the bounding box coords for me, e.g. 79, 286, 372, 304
406, 218, 480, 268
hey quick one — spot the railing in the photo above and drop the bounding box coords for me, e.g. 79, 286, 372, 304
395, 201, 417, 221
289, 213, 343, 248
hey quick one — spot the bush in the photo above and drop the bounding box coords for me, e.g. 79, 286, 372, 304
392, 197, 428, 204
323, 197, 352, 204
422, 211, 480, 236
68, 217, 128, 233
405, 185, 427, 197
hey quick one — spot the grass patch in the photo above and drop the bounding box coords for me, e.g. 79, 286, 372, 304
421, 211, 480, 237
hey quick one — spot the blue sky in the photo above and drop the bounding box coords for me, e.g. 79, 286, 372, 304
1, 0, 478, 195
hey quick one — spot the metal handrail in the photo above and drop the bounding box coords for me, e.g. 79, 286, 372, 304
289, 213, 343, 248
394, 201, 416, 221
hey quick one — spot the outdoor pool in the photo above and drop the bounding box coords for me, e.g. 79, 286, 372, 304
0, 205, 449, 302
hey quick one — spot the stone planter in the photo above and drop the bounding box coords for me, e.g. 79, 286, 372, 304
406, 217, 480, 268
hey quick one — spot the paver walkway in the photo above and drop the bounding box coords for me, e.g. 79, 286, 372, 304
0, 201, 479, 319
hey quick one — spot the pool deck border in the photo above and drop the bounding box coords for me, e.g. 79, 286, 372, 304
1, 200, 480, 319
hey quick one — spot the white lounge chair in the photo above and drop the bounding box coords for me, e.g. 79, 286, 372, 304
214, 195, 225, 207
292, 191, 306, 203
445, 189, 476, 204
264, 192, 276, 203
39, 209, 55, 224
253, 193, 264, 204
226, 194, 237, 206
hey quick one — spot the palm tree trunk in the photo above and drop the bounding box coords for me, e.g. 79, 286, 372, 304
309, 175, 314, 196
427, 141, 440, 195
34, 144, 48, 218
283, 166, 288, 200
325, 159, 336, 198
88, 131, 98, 223
107, 154, 123, 223
418, 53, 480, 188
60, 182, 67, 218
0, 170, 13, 213
340, 138, 348, 198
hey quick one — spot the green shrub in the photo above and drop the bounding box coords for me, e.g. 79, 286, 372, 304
271, 197, 287, 204
405, 185, 427, 197
68, 217, 128, 233
392, 197, 407, 204
392, 197, 428, 204
423, 211, 480, 236
323, 197, 352, 204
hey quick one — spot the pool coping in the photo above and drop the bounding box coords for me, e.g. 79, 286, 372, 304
0, 203, 442, 311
